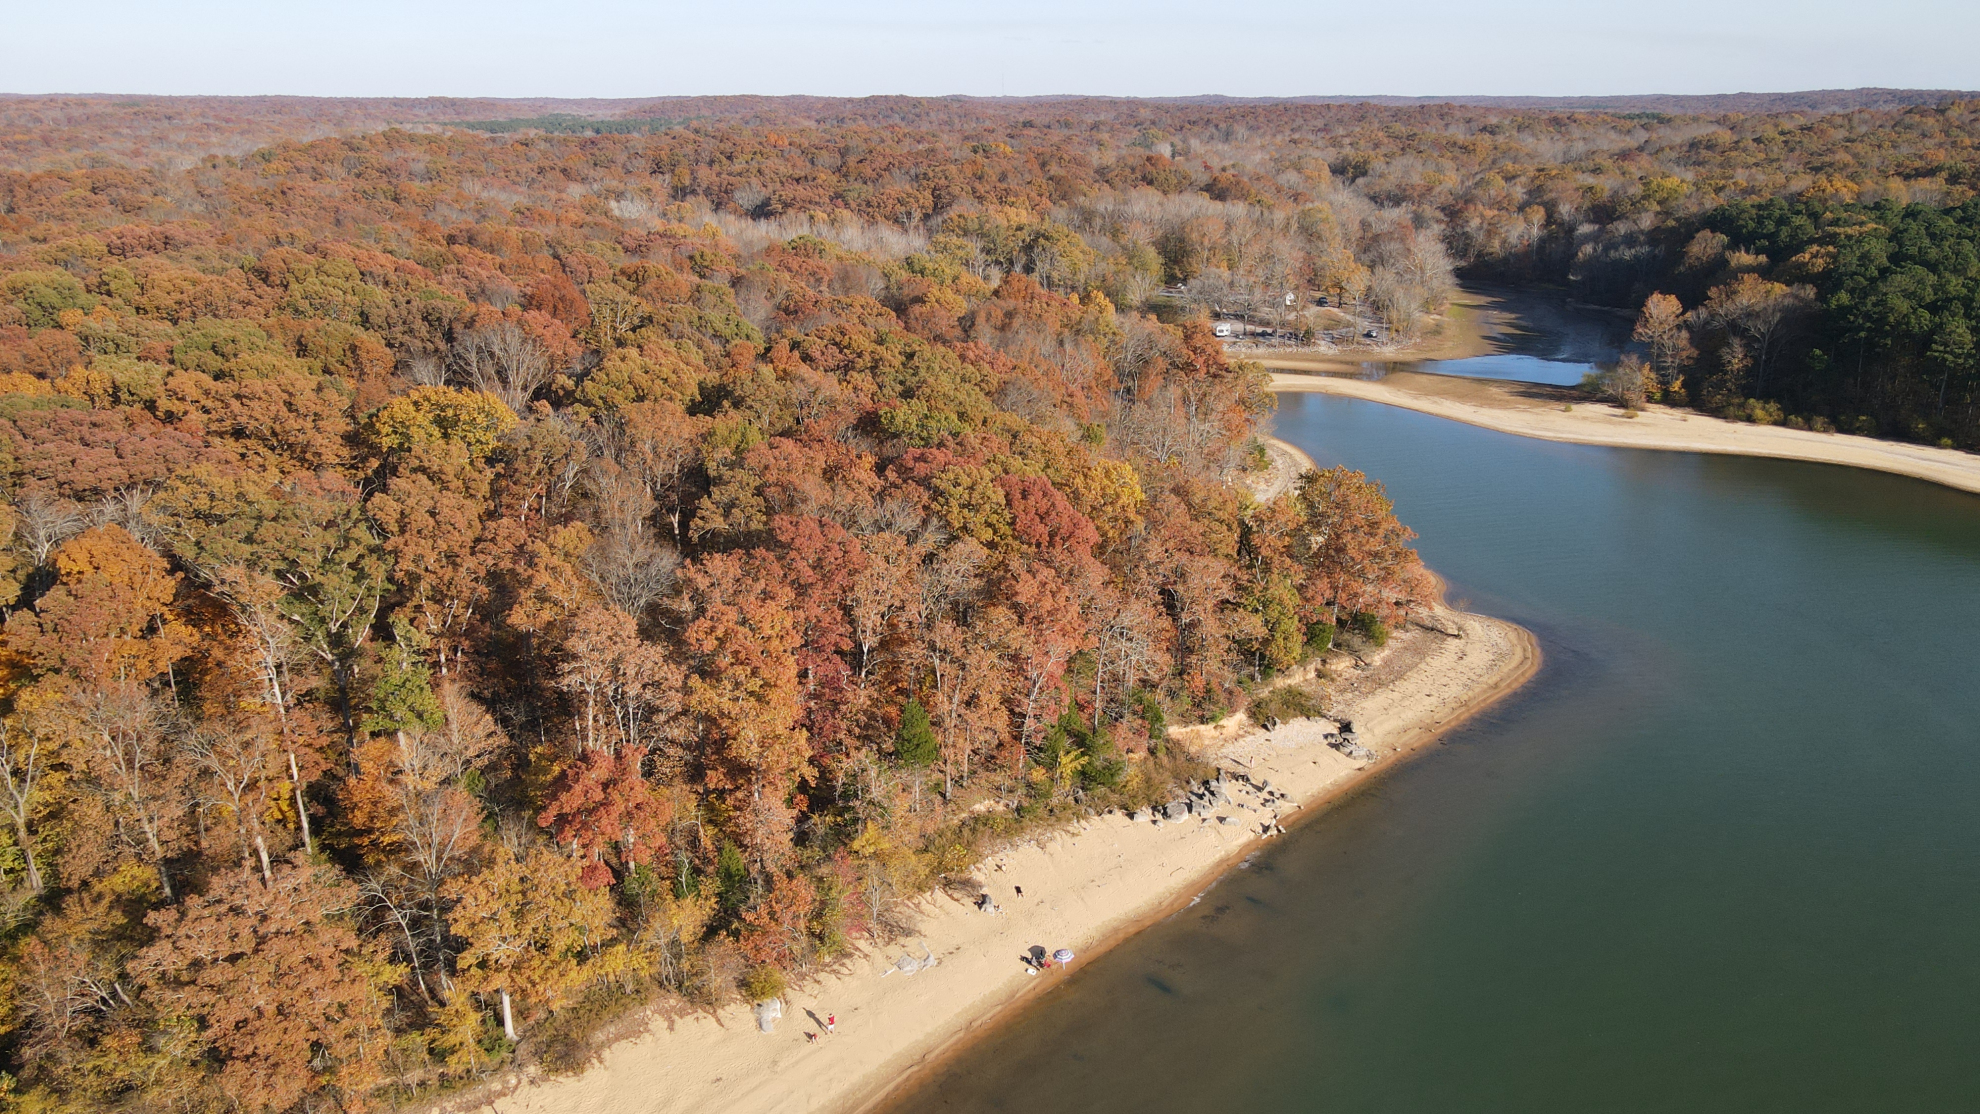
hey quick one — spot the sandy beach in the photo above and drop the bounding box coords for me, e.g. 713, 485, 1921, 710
483, 602, 1536, 1114
1250, 435, 1318, 502
1270, 370, 1980, 497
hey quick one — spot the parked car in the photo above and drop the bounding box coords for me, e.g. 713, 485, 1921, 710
1213, 322, 1233, 338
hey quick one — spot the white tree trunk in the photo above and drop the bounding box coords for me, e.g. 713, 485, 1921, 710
289, 750, 313, 855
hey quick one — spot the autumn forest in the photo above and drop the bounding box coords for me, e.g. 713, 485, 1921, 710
0, 91, 1975, 1112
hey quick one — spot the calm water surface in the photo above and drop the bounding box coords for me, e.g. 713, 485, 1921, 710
884, 395, 1980, 1113
1355, 287, 1628, 386
1355, 352, 1593, 385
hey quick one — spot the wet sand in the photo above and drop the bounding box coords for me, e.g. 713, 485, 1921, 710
1269, 371, 1980, 498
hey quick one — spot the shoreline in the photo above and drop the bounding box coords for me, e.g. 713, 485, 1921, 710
1250, 434, 1318, 501
486, 599, 1539, 1114
1270, 370, 1980, 498
1230, 283, 1623, 372
854, 594, 1540, 1114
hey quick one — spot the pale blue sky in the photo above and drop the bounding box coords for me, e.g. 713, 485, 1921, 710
2, 0, 1975, 98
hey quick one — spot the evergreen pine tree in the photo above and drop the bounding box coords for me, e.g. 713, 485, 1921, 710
362, 619, 445, 735
894, 698, 939, 766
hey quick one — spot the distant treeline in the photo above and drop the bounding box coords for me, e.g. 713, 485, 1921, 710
447, 113, 685, 136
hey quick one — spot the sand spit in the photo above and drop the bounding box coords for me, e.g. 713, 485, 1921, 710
1270, 371, 1980, 498
1250, 435, 1318, 502
485, 605, 1536, 1114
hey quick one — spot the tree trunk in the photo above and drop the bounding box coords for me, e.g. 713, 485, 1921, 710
501, 988, 517, 1042
289, 750, 314, 856
333, 658, 357, 744
12, 821, 40, 894
1019, 673, 1046, 774
1092, 650, 1104, 727
402, 923, 432, 1002
19, 847, 38, 894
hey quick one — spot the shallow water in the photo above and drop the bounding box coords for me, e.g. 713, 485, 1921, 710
1353, 352, 1592, 386
883, 396, 1980, 1113
1355, 287, 1628, 386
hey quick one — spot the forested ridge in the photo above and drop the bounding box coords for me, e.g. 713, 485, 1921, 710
0, 109, 1433, 1112
9, 93, 1979, 445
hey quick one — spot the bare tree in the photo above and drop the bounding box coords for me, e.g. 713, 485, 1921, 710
91, 487, 164, 551
1179, 268, 1236, 320
1089, 590, 1162, 726
1109, 314, 1176, 397
182, 717, 283, 884
188, 565, 316, 854
76, 686, 187, 900
360, 873, 437, 1001
451, 322, 553, 411
369, 729, 489, 993
404, 354, 447, 387
429, 684, 507, 784
0, 718, 46, 893
592, 405, 703, 547
1592, 354, 1651, 410
580, 458, 680, 618
14, 494, 87, 567
586, 528, 679, 621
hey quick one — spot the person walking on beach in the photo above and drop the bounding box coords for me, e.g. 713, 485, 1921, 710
826, 1013, 837, 1035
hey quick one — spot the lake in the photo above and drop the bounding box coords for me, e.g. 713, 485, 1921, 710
1358, 351, 1593, 385
882, 393, 1980, 1112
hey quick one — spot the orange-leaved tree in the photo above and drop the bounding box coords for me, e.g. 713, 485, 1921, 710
680, 555, 812, 875
1288, 466, 1428, 627
136, 857, 398, 1114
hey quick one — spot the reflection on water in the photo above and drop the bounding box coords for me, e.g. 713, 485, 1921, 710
1349, 287, 1630, 387
1356, 352, 1595, 386
883, 396, 1980, 1114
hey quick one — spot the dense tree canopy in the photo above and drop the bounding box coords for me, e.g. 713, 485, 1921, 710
1594, 197, 1980, 446
0, 100, 1440, 1113
10, 88, 1972, 1109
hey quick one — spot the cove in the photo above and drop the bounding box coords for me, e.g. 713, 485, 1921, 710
881, 394, 1980, 1113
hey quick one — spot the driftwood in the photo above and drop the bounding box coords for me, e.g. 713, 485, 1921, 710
1412, 612, 1463, 638
881, 941, 939, 977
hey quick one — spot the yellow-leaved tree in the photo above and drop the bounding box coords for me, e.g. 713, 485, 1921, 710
442, 840, 622, 1042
